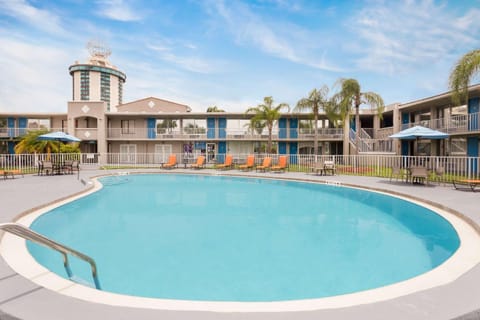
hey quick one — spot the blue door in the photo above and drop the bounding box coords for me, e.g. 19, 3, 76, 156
217, 141, 226, 163
18, 118, 27, 136
467, 137, 478, 174
402, 112, 410, 130
289, 118, 298, 138
147, 118, 156, 139
207, 118, 215, 139
401, 140, 409, 156
218, 118, 226, 139
468, 97, 479, 131
289, 142, 298, 164
278, 142, 287, 154
278, 118, 287, 139
7, 118, 15, 137
8, 141, 15, 154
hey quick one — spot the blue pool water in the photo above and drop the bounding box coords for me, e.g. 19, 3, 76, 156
28, 174, 460, 301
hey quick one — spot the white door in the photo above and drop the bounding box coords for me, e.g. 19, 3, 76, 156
120, 144, 137, 163
154, 144, 172, 164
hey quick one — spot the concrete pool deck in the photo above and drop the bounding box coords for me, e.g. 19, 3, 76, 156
0, 168, 479, 320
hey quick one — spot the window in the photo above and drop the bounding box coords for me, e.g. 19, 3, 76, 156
101, 72, 111, 110
121, 120, 135, 134
154, 144, 172, 163
118, 81, 123, 105
27, 119, 50, 129
120, 144, 136, 163
80, 71, 89, 100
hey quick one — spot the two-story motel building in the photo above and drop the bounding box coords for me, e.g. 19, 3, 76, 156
0, 49, 479, 165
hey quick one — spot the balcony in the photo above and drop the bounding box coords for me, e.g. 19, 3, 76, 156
107, 128, 208, 140
406, 111, 480, 134
0, 127, 67, 138
297, 128, 343, 140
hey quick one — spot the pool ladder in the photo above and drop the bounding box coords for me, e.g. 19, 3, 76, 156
0, 223, 101, 290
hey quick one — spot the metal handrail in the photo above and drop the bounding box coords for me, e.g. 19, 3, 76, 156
0, 222, 101, 289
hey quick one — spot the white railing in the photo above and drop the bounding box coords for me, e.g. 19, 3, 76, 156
107, 128, 209, 140
409, 112, 480, 133
297, 128, 343, 139
360, 128, 373, 139
100, 153, 480, 181
2, 153, 479, 181
0, 127, 68, 138
2, 112, 479, 140
357, 139, 394, 153
375, 127, 394, 139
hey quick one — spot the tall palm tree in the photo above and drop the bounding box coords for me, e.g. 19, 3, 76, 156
449, 49, 480, 106
295, 85, 331, 155
331, 78, 384, 155
246, 96, 289, 153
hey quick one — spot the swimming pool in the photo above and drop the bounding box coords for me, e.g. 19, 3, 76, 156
24, 174, 461, 303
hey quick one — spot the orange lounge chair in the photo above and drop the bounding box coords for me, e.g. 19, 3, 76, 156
238, 155, 255, 171
216, 154, 233, 170
190, 155, 206, 169
162, 154, 177, 169
0, 170, 13, 179
0, 170, 23, 179
255, 157, 272, 172
270, 155, 288, 173
453, 179, 480, 192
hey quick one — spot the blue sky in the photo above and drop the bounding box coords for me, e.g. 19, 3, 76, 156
0, 0, 479, 113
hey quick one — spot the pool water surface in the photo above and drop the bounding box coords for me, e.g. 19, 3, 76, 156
27, 174, 460, 302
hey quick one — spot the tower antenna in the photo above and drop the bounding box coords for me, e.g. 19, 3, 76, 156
86, 40, 111, 59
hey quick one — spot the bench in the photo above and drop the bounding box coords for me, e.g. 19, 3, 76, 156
453, 180, 480, 192
310, 161, 336, 176
0, 170, 23, 179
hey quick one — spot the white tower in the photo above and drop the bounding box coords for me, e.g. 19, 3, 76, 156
69, 41, 126, 111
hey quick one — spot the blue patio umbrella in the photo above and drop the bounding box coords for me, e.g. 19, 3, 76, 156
389, 126, 449, 140
38, 131, 81, 142
389, 125, 449, 156
38, 131, 81, 155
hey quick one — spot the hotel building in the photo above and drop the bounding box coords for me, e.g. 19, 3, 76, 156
0, 48, 479, 165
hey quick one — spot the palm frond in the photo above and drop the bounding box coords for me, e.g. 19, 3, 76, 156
361, 92, 385, 119
449, 49, 480, 106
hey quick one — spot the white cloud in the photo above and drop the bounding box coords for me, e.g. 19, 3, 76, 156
0, 0, 65, 35
0, 36, 73, 113
350, 0, 480, 75
258, 0, 303, 12
146, 40, 225, 74
95, 0, 142, 22
205, 0, 342, 72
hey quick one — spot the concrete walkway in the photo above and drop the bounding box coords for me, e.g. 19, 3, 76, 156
0, 169, 479, 320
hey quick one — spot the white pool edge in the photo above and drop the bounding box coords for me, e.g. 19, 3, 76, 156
1, 176, 480, 312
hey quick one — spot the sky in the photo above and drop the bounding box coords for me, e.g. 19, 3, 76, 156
0, 0, 479, 114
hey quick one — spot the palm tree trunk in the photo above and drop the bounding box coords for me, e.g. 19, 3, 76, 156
343, 112, 350, 156
314, 112, 319, 158
268, 125, 273, 153
355, 98, 360, 154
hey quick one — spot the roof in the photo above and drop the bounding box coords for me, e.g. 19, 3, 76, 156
115, 97, 191, 113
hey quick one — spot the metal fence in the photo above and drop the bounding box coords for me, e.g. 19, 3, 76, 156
1, 153, 479, 182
